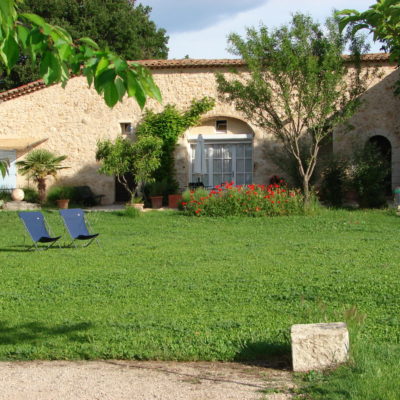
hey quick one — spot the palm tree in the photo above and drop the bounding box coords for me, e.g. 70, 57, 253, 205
0, 159, 9, 178
16, 149, 68, 204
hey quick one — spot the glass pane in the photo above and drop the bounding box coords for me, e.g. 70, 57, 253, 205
223, 159, 232, 172
245, 144, 252, 158
236, 174, 245, 185
236, 159, 244, 172
223, 146, 232, 159
245, 159, 253, 172
245, 173, 252, 184
213, 145, 222, 158
223, 174, 232, 183
213, 159, 222, 173
213, 174, 223, 186
236, 144, 244, 158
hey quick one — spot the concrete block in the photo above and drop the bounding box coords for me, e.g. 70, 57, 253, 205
291, 322, 349, 372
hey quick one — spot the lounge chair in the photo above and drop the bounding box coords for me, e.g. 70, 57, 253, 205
18, 211, 61, 250
59, 208, 99, 247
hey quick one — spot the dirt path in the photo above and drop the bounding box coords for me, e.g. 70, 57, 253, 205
0, 361, 295, 400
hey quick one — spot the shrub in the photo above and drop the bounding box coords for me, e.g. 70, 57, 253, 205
319, 158, 349, 207
350, 143, 390, 208
46, 186, 78, 205
0, 190, 11, 202
22, 187, 39, 203
182, 182, 312, 217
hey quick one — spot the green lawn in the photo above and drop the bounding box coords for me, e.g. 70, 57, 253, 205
0, 209, 399, 364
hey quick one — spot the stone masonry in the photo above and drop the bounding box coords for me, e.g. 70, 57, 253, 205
0, 56, 399, 204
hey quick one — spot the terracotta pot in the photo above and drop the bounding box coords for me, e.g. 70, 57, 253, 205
127, 202, 144, 211
168, 194, 182, 209
150, 196, 163, 209
56, 199, 70, 209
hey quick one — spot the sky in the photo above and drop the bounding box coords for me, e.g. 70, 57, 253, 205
138, 0, 383, 59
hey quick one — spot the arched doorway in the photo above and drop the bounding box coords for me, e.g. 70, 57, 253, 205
367, 135, 392, 195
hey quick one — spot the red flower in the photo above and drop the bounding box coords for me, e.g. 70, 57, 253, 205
182, 202, 187, 206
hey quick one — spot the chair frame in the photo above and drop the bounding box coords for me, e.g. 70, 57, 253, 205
19, 212, 61, 251
59, 209, 100, 248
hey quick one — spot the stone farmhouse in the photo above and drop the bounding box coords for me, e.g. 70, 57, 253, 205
0, 54, 399, 204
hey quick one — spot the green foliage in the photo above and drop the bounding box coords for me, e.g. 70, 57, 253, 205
22, 186, 39, 203
0, 159, 9, 178
182, 182, 312, 217
337, 0, 400, 62
320, 158, 349, 207
1, 0, 168, 91
216, 13, 371, 200
136, 97, 215, 183
46, 185, 77, 204
96, 135, 162, 203
0, 190, 11, 202
350, 143, 390, 208
16, 149, 68, 204
0, 0, 162, 108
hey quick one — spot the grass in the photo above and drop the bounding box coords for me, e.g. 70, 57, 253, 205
0, 208, 399, 397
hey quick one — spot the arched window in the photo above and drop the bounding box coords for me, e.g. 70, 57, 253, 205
188, 117, 254, 187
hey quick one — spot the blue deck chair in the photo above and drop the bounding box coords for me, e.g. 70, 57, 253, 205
18, 211, 61, 250
59, 208, 99, 247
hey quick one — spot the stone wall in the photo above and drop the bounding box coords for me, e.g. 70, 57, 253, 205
0, 60, 399, 204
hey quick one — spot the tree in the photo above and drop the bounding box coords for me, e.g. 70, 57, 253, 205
16, 149, 68, 204
1, 0, 169, 90
0, 0, 162, 108
216, 14, 371, 201
96, 135, 163, 203
135, 97, 215, 184
337, 0, 399, 59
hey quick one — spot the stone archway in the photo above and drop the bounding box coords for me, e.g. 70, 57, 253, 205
367, 135, 392, 195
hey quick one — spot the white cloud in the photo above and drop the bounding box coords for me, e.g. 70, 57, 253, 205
165, 0, 381, 59
138, 0, 265, 33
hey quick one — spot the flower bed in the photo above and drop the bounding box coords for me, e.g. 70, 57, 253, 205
182, 181, 307, 217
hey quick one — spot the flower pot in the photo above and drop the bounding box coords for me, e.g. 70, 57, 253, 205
150, 196, 163, 209
56, 199, 70, 209
168, 194, 182, 209
127, 202, 144, 211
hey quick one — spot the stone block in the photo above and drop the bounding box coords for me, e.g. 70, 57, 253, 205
291, 322, 349, 372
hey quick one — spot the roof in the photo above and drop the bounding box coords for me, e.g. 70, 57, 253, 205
0, 53, 392, 103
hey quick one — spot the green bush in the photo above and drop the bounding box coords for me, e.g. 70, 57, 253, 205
46, 186, 78, 205
22, 187, 39, 203
0, 190, 11, 202
350, 143, 390, 208
320, 158, 349, 207
182, 182, 311, 217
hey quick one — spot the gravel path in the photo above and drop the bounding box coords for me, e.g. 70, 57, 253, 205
0, 361, 295, 400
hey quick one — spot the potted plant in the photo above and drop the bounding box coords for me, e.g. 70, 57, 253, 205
128, 196, 144, 211
148, 180, 167, 209
47, 186, 76, 209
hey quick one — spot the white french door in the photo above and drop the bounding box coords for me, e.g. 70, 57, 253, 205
191, 142, 253, 187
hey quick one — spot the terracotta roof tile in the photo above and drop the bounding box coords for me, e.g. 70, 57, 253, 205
0, 53, 392, 103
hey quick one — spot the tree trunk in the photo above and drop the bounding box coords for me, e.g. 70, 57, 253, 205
303, 176, 310, 204
37, 178, 46, 205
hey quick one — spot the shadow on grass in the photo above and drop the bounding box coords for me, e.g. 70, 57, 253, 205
234, 341, 292, 370
0, 321, 94, 345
